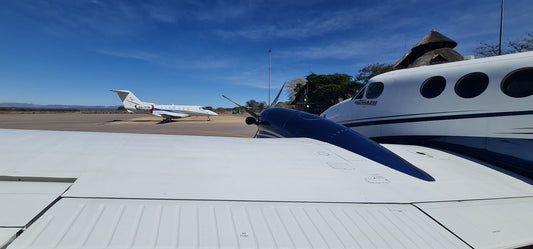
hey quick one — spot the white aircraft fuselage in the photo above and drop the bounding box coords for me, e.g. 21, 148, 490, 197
322, 51, 533, 178
111, 90, 217, 121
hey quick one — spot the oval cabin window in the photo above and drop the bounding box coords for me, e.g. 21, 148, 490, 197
420, 76, 446, 98
501, 68, 533, 98
365, 82, 384, 99
455, 72, 489, 98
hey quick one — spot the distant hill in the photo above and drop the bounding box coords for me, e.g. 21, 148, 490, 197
0, 102, 120, 111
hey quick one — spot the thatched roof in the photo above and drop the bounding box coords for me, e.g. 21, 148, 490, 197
413, 30, 457, 50
394, 30, 463, 69
409, 48, 464, 68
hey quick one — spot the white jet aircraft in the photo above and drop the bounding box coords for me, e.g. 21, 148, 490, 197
110, 89, 217, 122
1, 53, 533, 248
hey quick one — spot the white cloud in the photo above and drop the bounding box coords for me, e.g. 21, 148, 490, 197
96, 49, 159, 61
277, 38, 402, 62
214, 3, 395, 41
96, 49, 234, 70
215, 10, 356, 40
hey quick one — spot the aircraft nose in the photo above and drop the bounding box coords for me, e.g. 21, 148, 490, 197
210, 110, 218, 116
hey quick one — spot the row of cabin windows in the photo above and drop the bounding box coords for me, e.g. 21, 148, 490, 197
421, 67, 533, 99
354, 67, 533, 100
421, 72, 490, 99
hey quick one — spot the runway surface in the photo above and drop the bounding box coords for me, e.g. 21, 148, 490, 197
0, 113, 257, 138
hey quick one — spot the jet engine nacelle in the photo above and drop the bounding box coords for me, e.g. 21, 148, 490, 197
254, 108, 435, 181
134, 104, 154, 111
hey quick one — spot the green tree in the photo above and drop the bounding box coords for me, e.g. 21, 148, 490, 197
246, 99, 266, 113
306, 73, 361, 111
215, 107, 226, 114
308, 74, 361, 103
246, 99, 258, 108
311, 84, 343, 106
285, 73, 365, 114
306, 73, 352, 86
355, 63, 395, 84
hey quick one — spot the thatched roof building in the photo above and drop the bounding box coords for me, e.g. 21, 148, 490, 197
394, 30, 464, 69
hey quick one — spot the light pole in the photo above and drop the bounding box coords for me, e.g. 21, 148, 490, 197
499, 0, 504, 55
268, 49, 272, 106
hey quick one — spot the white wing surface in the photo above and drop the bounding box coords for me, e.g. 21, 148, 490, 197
2, 129, 533, 248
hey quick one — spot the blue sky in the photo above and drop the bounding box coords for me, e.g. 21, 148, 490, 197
0, 0, 532, 108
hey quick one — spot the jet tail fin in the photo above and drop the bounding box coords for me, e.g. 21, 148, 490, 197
110, 90, 144, 109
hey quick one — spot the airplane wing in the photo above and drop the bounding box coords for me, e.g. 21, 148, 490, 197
2, 128, 533, 248
151, 110, 189, 119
